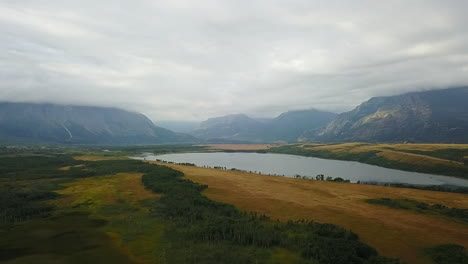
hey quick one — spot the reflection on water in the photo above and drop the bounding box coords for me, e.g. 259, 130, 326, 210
135, 152, 468, 187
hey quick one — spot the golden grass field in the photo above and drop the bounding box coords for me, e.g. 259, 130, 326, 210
376, 150, 464, 167
197, 144, 276, 150
309, 143, 468, 152
304, 143, 468, 167
58, 164, 85, 170
152, 162, 468, 264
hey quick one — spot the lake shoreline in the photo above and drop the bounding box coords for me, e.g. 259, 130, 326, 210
149, 160, 468, 264
134, 152, 468, 187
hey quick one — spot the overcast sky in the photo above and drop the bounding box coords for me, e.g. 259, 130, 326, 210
1, 0, 468, 121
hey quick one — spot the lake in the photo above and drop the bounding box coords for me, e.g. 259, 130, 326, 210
136, 152, 468, 187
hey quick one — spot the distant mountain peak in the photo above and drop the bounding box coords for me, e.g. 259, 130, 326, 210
303, 86, 468, 143
191, 109, 336, 143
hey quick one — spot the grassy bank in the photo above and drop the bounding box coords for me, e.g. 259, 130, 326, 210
267, 143, 468, 179
159, 162, 468, 264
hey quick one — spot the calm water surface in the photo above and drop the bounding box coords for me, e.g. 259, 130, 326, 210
136, 152, 468, 187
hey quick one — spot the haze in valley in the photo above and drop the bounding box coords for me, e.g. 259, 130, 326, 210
1, 1, 468, 121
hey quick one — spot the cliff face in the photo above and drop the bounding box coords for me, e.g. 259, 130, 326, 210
304, 87, 468, 143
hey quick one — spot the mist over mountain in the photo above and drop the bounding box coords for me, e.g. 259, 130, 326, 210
192, 114, 264, 142
191, 87, 468, 144
2, 87, 468, 145
303, 87, 468, 143
265, 110, 337, 142
0, 102, 194, 145
154, 121, 200, 134
191, 110, 337, 143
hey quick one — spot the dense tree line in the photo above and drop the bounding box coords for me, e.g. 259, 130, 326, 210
0, 155, 80, 225
425, 244, 468, 264
367, 198, 468, 223
142, 163, 401, 263
0, 155, 153, 226
380, 183, 468, 194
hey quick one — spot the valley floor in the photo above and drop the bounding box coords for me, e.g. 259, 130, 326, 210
2, 150, 466, 264
202, 142, 468, 180
154, 162, 468, 264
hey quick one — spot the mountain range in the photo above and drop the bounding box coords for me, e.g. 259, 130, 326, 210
303, 87, 468, 143
190, 110, 337, 143
1, 87, 468, 145
0, 102, 194, 145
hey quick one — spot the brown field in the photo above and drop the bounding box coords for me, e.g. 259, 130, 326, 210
376, 150, 464, 167
304, 143, 468, 168
377, 143, 468, 151
58, 164, 85, 171
309, 142, 369, 152
299, 143, 325, 147
309, 142, 468, 153
197, 144, 277, 150
151, 162, 468, 264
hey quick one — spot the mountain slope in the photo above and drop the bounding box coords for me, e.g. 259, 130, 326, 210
155, 120, 200, 134
191, 114, 264, 141
191, 110, 336, 143
265, 109, 337, 142
305, 87, 468, 143
0, 102, 195, 144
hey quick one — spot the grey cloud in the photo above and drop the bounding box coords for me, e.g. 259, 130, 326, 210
1, 0, 468, 121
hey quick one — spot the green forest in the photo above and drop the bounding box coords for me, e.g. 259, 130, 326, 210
0, 147, 403, 264
1, 147, 466, 263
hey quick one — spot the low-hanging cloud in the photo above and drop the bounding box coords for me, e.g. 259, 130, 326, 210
1, 0, 468, 121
